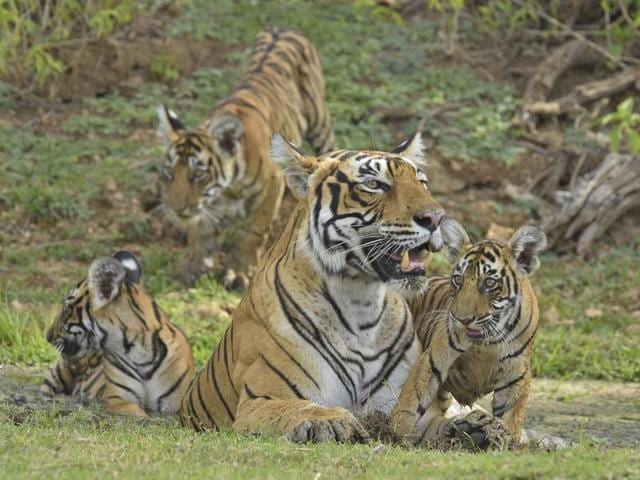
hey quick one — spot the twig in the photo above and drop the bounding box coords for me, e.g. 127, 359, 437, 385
512, 0, 630, 69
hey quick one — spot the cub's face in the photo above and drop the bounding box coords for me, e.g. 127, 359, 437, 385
271, 133, 444, 292
441, 220, 546, 342
155, 106, 246, 227
46, 252, 143, 360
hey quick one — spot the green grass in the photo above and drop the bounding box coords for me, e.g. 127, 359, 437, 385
0, 1, 639, 477
0, 408, 638, 480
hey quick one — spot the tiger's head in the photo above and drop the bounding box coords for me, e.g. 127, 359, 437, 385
271, 132, 445, 292
155, 105, 247, 228
440, 219, 546, 342
46, 251, 143, 360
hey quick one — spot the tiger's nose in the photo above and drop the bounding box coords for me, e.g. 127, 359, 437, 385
452, 313, 474, 326
414, 209, 445, 232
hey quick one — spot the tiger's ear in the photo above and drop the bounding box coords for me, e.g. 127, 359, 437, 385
270, 133, 320, 198
113, 250, 142, 284
392, 131, 426, 169
209, 113, 244, 157
440, 218, 471, 262
87, 257, 126, 310
508, 226, 547, 275
156, 105, 185, 148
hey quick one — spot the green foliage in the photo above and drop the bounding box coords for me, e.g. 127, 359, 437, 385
149, 54, 181, 83
0, 305, 56, 365
599, 97, 640, 153
0, 0, 154, 88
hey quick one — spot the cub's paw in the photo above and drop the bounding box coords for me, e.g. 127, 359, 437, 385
221, 268, 249, 292
439, 411, 510, 450
286, 411, 370, 444
180, 257, 214, 286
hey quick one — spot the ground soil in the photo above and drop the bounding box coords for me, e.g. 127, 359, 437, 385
1, 365, 638, 448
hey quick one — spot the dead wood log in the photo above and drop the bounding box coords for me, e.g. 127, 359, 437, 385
524, 67, 640, 117
515, 39, 604, 130
543, 152, 640, 255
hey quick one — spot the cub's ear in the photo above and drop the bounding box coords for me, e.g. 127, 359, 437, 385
508, 225, 547, 275
270, 133, 320, 198
392, 131, 426, 170
209, 113, 244, 157
87, 257, 126, 310
440, 218, 471, 262
156, 105, 185, 147
113, 250, 142, 284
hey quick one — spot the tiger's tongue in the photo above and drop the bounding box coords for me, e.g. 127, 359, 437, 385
400, 249, 425, 272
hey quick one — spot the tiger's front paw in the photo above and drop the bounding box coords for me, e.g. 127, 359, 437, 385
286, 410, 370, 444
221, 268, 249, 292
438, 411, 510, 450
180, 256, 215, 286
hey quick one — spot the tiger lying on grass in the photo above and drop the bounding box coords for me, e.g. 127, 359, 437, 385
389, 219, 547, 449
44, 251, 194, 417
154, 27, 335, 290
179, 132, 446, 442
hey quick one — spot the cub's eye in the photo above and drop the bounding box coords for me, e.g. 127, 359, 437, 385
451, 273, 462, 286
361, 179, 389, 191
483, 278, 498, 289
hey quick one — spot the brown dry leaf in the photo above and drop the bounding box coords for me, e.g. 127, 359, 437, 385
584, 307, 603, 319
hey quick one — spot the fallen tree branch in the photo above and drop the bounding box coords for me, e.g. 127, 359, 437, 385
523, 66, 640, 116
543, 152, 640, 255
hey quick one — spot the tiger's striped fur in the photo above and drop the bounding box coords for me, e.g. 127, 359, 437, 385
154, 27, 335, 289
179, 133, 446, 443
41, 352, 105, 400
45, 251, 195, 417
390, 220, 546, 446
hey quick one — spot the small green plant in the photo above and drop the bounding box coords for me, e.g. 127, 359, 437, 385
149, 54, 181, 83
0, 0, 156, 89
600, 97, 640, 153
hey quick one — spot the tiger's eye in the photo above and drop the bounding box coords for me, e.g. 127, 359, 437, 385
483, 278, 498, 289
361, 179, 388, 191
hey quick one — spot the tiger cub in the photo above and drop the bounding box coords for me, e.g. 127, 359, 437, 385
41, 352, 105, 400
154, 27, 335, 289
45, 251, 195, 417
179, 132, 446, 443
390, 219, 546, 448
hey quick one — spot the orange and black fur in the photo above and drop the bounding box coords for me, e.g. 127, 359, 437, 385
390, 220, 546, 447
45, 251, 195, 417
179, 132, 448, 443
154, 27, 335, 289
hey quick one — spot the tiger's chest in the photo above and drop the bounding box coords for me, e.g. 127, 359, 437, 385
294, 288, 417, 413
444, 348, 506, 405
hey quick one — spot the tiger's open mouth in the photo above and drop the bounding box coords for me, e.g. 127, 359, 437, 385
373, 240, 441, 279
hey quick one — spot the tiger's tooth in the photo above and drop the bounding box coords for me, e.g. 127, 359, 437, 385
400, 250, 410, 270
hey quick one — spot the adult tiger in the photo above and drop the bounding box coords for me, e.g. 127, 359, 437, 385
179, 132, 445, 442
154, 27, 335, 289
45, 251, 195, 417
389, 219, 546, 448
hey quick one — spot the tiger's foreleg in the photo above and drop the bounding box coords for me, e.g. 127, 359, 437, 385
104, 396, 148, 418
233, 398, 369, 443
389, 324, 461, 444
40, 359, 75, 395
102, 368, 148, 418
232, 359, 368, 443
181, 221, 216, 285
492, 367, 531, 442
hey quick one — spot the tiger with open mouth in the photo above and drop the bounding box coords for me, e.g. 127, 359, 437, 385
179, 132, 446, 442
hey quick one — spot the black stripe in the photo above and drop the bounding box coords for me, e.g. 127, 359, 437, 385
494, 372, 526, 393
209, 357, 235, 421
261, 355, 305, 400
429, 354, 443, 384
156, 367, 190, 411
500, 329, 537, 361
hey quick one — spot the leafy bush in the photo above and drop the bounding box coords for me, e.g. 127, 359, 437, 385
0, 0, 161, 89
